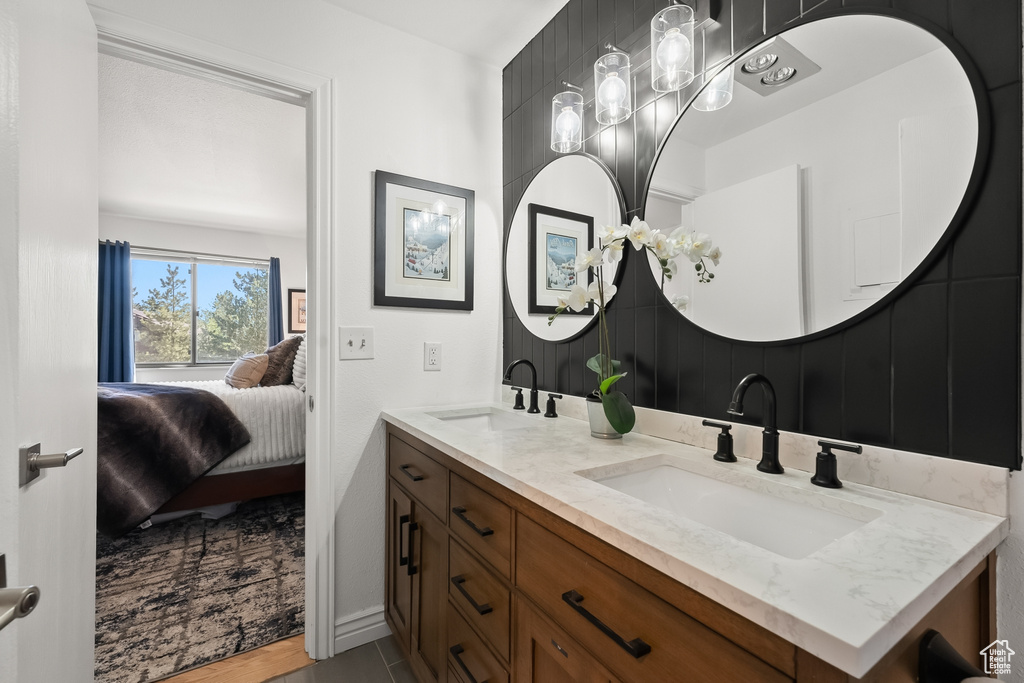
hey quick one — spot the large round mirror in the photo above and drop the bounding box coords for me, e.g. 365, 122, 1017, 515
645, 14, 982, 342
507, 154, 625, 341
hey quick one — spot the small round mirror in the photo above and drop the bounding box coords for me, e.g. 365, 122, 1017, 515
645, 14, 982, 342
506, 155, 625, 341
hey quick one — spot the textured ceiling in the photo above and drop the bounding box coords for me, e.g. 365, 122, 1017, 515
98, 53, 307, 237
319, 0, 566, 68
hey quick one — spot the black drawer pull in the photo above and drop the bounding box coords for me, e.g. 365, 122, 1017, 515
398, 514, 410, 567
452, 506, 494, 537
449, 644, 488, 683
399, 464, 424, 482
406, 521, 419, 576
561, 589, 651, 659
451, 575, 493, 615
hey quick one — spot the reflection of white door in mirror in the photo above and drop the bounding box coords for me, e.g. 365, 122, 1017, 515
507, 154, 625, 342
645, 14, 980, 342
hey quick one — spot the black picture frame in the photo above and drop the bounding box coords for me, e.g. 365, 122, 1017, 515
373, 171, 475, 310
528, 203, 594, 315
287, 289, 306, 333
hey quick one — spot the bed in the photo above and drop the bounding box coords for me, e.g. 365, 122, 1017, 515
97, 336, 307, 536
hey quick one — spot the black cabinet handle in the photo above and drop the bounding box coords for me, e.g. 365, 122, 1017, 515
449, 644, 487, 683
398, 514, 410, 567
451, 506, 494, 537
399, 464, 424, 482
450, 575, 493, 615
406, 521, 419, 576
561, 590, 651, 659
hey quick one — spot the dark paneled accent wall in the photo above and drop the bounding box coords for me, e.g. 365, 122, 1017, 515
502, 0, 1022, 469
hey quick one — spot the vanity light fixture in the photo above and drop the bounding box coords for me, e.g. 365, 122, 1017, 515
651, 2, 695, 92
692, 64, 734, 112
595, 44, 632, 125
551, 82, 584, 153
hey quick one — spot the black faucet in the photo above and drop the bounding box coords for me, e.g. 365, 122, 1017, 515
727, 373, 783, 474
503, 359, 540, 413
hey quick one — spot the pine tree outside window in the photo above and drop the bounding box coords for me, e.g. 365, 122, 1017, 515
131, 248, 270, 365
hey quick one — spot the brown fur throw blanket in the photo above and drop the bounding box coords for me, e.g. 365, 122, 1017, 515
97, 383, 251, 537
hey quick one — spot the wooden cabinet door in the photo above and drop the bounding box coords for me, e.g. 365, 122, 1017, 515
387, 481, 414, 651
409, 505, 448, 683
516, 598, 620, 683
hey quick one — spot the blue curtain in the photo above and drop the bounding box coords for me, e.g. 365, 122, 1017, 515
98, 240, 134, 383
268, 257, 283, 346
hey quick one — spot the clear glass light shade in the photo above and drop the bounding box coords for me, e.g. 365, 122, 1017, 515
595, 52, 632, 124
692, 66, 734, 112
551, 91, 584, 153
651, 4, 695, 92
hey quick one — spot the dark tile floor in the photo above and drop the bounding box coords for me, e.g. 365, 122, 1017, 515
267, 635, 416, 683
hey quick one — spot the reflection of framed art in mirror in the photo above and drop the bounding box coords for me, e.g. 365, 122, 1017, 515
527, 203, 593, 315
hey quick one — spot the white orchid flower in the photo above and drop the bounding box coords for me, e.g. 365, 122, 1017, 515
671, 295, 690, 311
690, 232, 713, 257
605, 241, 624, 263
627, 216, 654, 250
598, 224, 628, 244
587, 280, 616, 305
575, 246, 603, 273
651, 231, 674, 260
566, 284, 589, 312
707, 246, 722, 266
555, 293, 570, 310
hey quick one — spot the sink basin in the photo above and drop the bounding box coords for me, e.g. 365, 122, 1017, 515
579, 456, 882, 559
427, 407, 534, 433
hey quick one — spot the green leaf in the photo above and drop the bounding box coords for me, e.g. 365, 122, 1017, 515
599, 372, 627, 394
601, 391, 636, 434
586, 354, 621, 378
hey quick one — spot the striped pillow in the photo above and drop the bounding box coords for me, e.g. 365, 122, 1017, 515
292, 336, 307, 391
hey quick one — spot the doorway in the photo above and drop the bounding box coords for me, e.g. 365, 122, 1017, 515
93, 23, 336, 674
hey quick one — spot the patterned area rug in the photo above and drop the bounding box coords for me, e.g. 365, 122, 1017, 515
95, 493, 305, 682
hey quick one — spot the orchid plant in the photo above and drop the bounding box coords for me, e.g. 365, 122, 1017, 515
548, 216, 722, 435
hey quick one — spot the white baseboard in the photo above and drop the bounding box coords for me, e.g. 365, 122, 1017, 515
334, 605, 392, 653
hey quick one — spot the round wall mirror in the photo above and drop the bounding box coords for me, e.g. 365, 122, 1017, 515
507, 154, 625, 341
644, 13, 982, 342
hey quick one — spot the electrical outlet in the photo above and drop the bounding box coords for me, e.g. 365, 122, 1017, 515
424, 342, 441, 371
339, 327, 374, 360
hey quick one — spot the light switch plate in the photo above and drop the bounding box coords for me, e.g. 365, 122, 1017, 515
424, 342, 441, 371
339, 327, 374, 360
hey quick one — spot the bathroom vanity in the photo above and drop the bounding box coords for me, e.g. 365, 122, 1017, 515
381, 405, 1006, 683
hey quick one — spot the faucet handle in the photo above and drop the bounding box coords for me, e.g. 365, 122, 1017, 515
544, 393, 563, 418
702, 420, 736, 462
811, 440, 863, 488
511, 386, 525, 410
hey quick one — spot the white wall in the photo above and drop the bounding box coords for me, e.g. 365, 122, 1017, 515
99, 213, 306, 381
86, 0, 504, 646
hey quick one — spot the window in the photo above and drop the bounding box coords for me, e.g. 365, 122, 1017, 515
132, 249, 270, 365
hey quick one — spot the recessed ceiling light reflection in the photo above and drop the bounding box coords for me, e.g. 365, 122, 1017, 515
761, 66, 797, 86
741, 53, 778, 74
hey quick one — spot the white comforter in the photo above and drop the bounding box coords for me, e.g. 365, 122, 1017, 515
156, 380, 305, 474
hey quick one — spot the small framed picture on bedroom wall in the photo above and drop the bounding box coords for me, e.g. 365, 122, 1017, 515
373, 170, 475, 310
288, 289, 306, 333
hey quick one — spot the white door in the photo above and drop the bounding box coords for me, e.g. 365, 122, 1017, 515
0, 0, 99, 681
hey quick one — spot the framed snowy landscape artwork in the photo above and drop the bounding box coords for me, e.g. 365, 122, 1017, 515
373, 171, 475, 310
527, 203, 593, 315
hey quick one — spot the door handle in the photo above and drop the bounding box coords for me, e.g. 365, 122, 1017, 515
0, 555, 40, 632
19, 443, 83, 486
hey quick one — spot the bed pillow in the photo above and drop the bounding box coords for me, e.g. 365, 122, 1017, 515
225, 353, 269, 389
292, 336, 307, 392
261, 335, 303, 386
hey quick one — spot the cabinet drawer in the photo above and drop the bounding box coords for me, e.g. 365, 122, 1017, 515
448, 602, 509, 683
449, 475, 512, 579
516, 515, 791, 683
449, 539, 511, 662
389, 433, 447, 519
516, 596, 621, 683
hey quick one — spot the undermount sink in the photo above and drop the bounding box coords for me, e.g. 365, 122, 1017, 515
427, 407, 534, 433
578, 455, 883, 559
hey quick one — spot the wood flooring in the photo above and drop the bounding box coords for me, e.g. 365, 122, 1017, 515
162, 635, 312, 683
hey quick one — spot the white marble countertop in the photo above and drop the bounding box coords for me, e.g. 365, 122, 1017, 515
381, 403, 1008, 678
